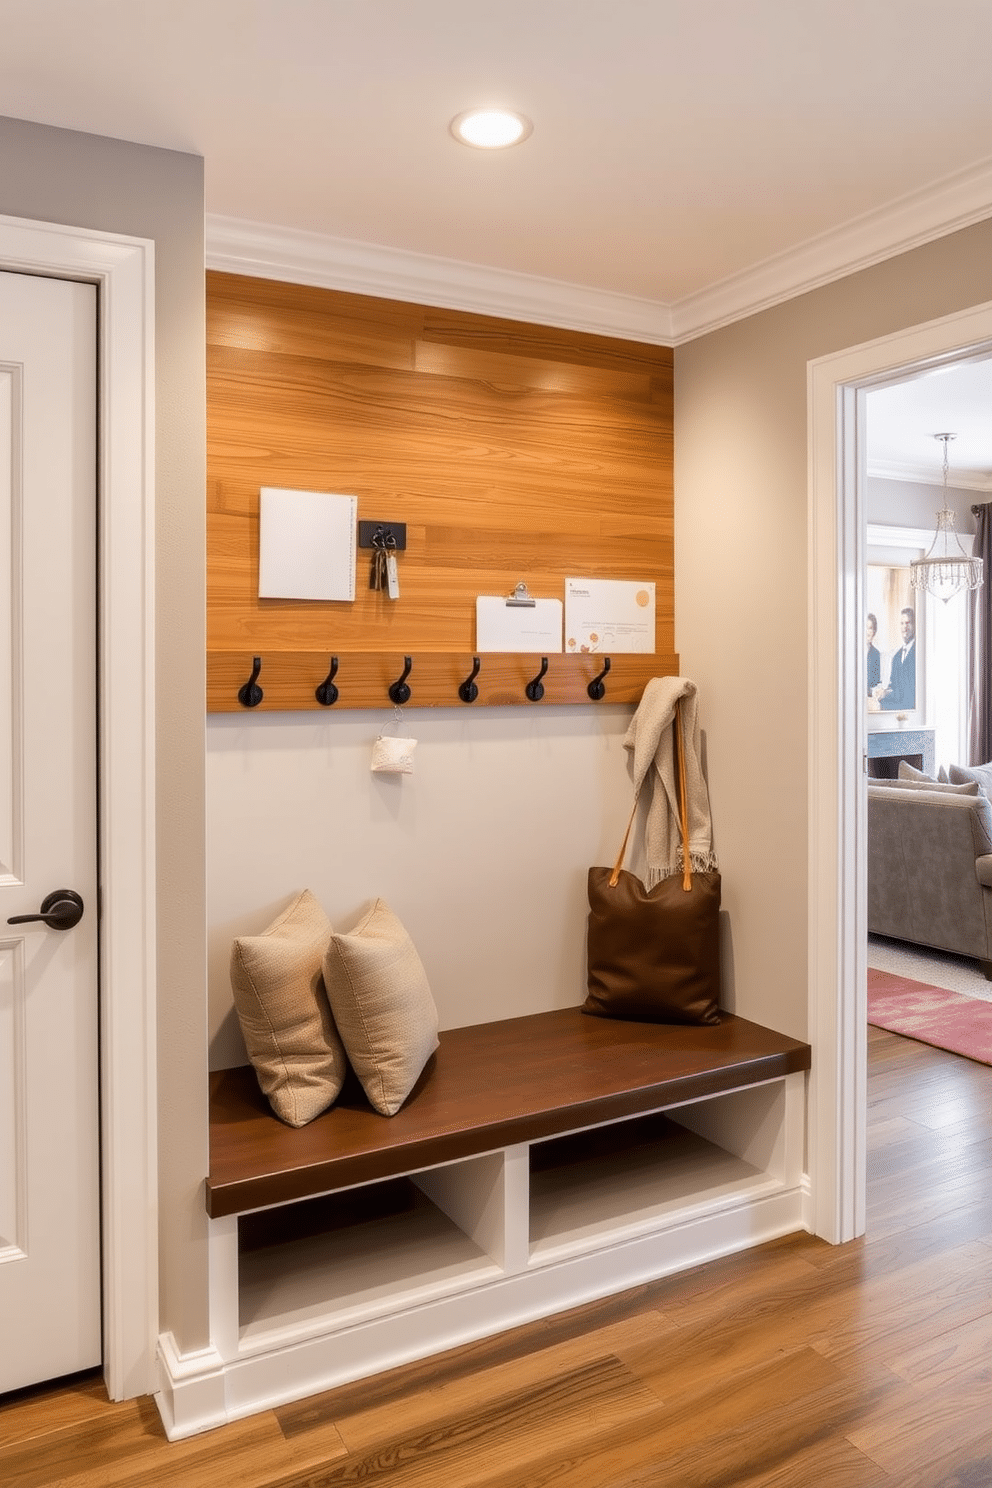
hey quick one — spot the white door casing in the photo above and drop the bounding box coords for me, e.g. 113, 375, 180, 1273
0, 215, 156, 1401
807, 298, 992, 1245
0, 272, 100, 1389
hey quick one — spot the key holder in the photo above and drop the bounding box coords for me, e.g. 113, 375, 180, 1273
315, 656, 339, 706
388, 656, 413, 705
525, 657, 549, 702
358, 521, 407, 552
459, 657, 481, 704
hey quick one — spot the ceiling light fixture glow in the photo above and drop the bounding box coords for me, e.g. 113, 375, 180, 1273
451, 109, 532, 149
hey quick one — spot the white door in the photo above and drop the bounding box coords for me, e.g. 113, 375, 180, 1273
0, 271, 100, 1390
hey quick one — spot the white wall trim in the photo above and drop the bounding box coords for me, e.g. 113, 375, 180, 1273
868, 458, 992, 492
674, 159, 992, 343
205, 214, 676, 345
0, 214, 157, 1399
208, 155, 992, 347
808, 298, 992, 1245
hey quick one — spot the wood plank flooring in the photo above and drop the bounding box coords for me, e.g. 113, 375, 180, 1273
3, 1024, 990, 1487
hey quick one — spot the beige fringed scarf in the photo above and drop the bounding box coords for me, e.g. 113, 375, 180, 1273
623, 677, 718, 888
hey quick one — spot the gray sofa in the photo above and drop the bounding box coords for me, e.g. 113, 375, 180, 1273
867, 780, 992, 976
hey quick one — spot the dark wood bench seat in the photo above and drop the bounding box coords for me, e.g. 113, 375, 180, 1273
206, 1007, 811, 1219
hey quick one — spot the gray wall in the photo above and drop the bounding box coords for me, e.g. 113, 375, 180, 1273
0, 116, 208, 1354
867, 474, 978, 533
675, 218, 992, 1040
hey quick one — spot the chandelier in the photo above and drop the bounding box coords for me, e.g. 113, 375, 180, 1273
910, 433, 983, 603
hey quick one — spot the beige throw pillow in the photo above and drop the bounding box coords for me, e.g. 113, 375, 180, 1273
322, 900, 439, 1116
897, 761, 933, 783
230, 889, 347, 1127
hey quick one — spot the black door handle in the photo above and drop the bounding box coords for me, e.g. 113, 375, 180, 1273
7, 889, 84, 931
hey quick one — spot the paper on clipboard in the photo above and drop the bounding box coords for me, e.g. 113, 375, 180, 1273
476, 596, 563, 653
565, 578, 655, 653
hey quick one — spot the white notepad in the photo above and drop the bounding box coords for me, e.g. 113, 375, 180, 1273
258, 487, 357, 601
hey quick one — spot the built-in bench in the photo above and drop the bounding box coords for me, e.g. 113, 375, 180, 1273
157, 1007, 811, 1441
207, 1007, 811, 1216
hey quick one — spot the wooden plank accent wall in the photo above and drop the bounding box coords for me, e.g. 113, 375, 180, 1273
206, 272, 677, 711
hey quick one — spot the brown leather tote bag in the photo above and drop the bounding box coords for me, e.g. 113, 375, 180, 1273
583, 699, 721, 1025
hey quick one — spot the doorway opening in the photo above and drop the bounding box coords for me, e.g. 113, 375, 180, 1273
808, 299, 992, 1249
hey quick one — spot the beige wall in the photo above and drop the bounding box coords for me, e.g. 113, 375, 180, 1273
207, 705, 639, 1066
675, 218, 992, 1040
0, 116, 209, 1355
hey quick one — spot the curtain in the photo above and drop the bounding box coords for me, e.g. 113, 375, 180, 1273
968, 502, 992, 764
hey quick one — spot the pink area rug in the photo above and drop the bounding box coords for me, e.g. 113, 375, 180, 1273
868, 969, 992, 1066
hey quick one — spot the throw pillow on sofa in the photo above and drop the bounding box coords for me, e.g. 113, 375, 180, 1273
230, 889, 347, 1128
897, 761, 952, 785
898, 761, 932, 782
948, 761, 992, 798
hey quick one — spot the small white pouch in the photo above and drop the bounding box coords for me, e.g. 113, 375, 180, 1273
371, 734, 417, 775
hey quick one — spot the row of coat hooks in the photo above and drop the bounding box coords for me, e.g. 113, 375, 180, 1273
236, 654, 614, 708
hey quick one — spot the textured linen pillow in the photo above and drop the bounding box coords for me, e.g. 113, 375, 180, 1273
230, 890, 347, 1128
898, 761, 934, 782
948, 761, 992, 798
322, 899, 439, 1116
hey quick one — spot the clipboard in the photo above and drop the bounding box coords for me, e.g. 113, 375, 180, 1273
476, 584, 563, 653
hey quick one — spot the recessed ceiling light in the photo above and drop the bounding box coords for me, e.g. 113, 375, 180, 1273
450, 109, 532, 149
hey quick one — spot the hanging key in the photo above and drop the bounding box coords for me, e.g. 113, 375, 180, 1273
385, 537, 400, 600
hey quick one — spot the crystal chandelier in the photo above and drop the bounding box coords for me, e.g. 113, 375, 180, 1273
910, 433, 983, 603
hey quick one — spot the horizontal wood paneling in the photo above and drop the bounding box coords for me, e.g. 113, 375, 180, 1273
207, 273, 676, 711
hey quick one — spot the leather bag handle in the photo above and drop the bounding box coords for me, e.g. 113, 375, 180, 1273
674, 696, 692, 891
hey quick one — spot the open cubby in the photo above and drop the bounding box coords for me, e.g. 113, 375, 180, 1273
528, 1084, 784, 1264
238, 1156, 507, 1345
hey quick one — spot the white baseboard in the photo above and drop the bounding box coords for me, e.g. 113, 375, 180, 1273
154, 1332, 229, 1440
154, 1182, 807, 1440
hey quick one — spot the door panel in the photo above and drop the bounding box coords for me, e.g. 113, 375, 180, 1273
0, 271, 99, 1391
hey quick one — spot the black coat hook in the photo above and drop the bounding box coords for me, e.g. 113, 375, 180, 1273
315, 656, 339, 706
587, 657, 612, 701
525, 657, 549, 702
459, 656, 481, 703
238, 656, 263, 708
388, 656, 413, 705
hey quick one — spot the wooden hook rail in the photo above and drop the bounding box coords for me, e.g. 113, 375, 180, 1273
208, 650, 679, 713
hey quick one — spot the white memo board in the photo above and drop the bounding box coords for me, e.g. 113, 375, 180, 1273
258, 487, 357, 601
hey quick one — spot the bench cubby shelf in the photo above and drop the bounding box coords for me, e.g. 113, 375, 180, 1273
155, 1009, 811, 1439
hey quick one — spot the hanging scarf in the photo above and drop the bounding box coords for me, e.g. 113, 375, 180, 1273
623, 677, 718, 887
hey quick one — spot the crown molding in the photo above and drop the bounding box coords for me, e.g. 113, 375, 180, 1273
867, 459, 992, 492
205, 215, 676, 345
207, 153, 992, 348
669, 156, 992, 343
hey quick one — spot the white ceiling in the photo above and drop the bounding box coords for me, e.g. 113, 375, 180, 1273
867, 357, 992, 491
4, 0, 992, 474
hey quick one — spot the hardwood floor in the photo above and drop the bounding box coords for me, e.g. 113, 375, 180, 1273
4, 1025, 990, 1487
